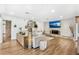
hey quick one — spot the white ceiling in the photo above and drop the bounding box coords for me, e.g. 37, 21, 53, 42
0, 4, 79, 20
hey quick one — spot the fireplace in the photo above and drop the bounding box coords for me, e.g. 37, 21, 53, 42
50, 30, 60, 35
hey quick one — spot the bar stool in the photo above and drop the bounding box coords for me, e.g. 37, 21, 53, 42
39, 40, 47, 50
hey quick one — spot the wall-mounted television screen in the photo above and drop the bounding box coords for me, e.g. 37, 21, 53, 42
49, 21, 61, 28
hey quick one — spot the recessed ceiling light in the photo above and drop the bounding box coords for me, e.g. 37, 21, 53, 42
9, 12, 15, 15
51, 9, 55, 13
59, 16, 63, 18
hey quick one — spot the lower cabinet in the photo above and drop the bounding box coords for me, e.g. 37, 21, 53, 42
16, 33, 28, 48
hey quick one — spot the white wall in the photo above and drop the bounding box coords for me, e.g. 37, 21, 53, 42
0, 18, 3, 43
0, 16, 75, 41
1, 15, 44, 40
2, 15, 28, 40
60, 19, 72, 37
44, 17, 75, 37
0, 15, 75, 41
61, 18, 75, 37
35, 20, 44, 32
11, 17, 28, 40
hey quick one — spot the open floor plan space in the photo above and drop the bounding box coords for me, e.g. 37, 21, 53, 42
0, 4, 79, 55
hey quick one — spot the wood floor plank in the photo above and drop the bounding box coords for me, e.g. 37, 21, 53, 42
0, 37, 76, 55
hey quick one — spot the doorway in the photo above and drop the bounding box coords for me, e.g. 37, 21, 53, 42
3, 20, 11, 42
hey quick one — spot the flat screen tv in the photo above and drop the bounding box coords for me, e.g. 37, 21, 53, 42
49, 21, 61, 28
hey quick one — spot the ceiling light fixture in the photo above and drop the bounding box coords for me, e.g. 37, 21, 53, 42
59, 16, 63, 19
59, 16, 63, 18
9, 12, 15, 15
51, 9, 55, 13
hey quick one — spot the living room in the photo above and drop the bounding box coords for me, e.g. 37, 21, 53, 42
0, 4, 79, 55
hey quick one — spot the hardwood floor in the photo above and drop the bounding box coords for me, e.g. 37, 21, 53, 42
0, 37, 76, 55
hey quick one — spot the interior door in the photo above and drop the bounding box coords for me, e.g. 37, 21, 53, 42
3, 20, 11, 42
